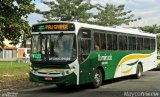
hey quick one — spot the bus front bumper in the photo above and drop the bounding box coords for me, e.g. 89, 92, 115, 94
29, 72, 77, 85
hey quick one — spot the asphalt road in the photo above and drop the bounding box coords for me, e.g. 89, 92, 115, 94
10, 71, 159, 97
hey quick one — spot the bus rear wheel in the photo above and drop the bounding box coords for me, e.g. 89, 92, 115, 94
92, 69, 102, 88
134, 64, 143, 79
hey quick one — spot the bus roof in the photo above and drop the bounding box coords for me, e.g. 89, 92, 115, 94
32, 21, 156, 38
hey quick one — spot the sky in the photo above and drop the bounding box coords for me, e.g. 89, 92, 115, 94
27, 0, 160, 27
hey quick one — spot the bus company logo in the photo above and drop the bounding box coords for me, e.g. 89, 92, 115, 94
98, 54, 112, 61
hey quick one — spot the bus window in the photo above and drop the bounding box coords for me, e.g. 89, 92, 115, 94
100, 33, 106, 50
94, 33, 100, 51
128, 36, 136, 50
81, 29, 91, 38
148, 39, 150, 50
107, 34, 113, 50
80, 39, 91, 55
78, 29, 91, 63
119, 35, 128, 50
137, 37, 143, 50
113, 35, 117, 50
31, 35, 41, 53
107, 34, 117, 50
151, 39, 155, 50
144, 38, 150, 50
94, 33, 106, 51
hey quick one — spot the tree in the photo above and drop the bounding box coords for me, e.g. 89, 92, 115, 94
0, 0, 35, 47
93, 4, 141, 26
38, 0, 140, 27
37, 0, 95, 22
139, 24, 160, 34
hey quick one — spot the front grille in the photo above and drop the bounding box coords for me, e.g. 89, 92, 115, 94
38, 72, 61, 75
38, 72, 46, 74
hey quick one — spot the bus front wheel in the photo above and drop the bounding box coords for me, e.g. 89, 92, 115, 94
92, 69, 102, 88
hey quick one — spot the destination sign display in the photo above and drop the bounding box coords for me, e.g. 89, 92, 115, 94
32, 23, 75, 32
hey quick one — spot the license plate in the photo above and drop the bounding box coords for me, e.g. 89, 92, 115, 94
44, 77, 53, 80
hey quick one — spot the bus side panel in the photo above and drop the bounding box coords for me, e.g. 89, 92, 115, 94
87, 51, 125, 80
114, 51, 156, 78
140, 52, 157, 72
89, 51, 133, 80
79, 50, 156, 84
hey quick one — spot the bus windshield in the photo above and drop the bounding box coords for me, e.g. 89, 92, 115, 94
31, 34, 76, 62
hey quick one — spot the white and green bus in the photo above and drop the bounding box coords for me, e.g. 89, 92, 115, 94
29, 21, 157, 88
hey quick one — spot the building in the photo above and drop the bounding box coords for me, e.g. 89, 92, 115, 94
0, 39, 17, 61
0, 38, 31, 62
0, 46, 17, 61
17, 38, 31, 59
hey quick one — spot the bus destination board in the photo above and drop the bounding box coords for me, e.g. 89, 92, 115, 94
32, 23, 75, 32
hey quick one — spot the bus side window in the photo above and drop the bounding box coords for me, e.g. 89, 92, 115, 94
94, 42, 100, 51
144, 38, 150, 50
151, 39, 155, 50
107, 34, 117, 50
137, 37, 143, 50
128, 36, 136, 50
119, 35, 127, 50
107, 34, 112, 50
94, 33, 100, 51
78, 29, 91, 63
112, 35, 117, 50
80, 39, 91, 54
94, 32, 106, 51
100, 33, 106, 50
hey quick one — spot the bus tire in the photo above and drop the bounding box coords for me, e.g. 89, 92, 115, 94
134, 64, 143, 79
92, 69, 102, 88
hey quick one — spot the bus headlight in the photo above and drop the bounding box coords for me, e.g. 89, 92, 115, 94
62, 67, 75, 76
70, 67, 75, 72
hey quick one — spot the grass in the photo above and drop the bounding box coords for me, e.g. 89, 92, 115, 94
0, 62, 42, 89
0, 62, 29, 77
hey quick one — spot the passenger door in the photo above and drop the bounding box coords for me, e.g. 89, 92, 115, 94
78, 29, 92, 84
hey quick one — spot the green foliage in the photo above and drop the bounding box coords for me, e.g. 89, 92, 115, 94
38, 0, 139, 26
139, 25, 160, 34
0, 0, 35, 47
37, 0, 94, 22
94, 4, 141, 26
